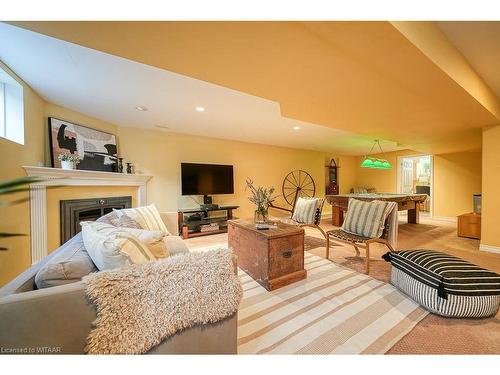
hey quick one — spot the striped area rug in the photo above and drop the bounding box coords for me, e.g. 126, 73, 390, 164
237, 252, 428, 354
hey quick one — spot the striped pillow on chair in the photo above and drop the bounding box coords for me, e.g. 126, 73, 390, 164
341, 198, 390, 238
292, 197, 320, 225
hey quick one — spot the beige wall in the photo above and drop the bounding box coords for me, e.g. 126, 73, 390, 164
0, 61, 46, 287
433, 152, 481, 218
481, 125, 500, 248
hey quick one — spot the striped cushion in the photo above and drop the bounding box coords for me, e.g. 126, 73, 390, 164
292, 197, 320, 225
81, 222, 159, 271
341, 199, 390, 238
114, 204, 169, 234
387, 249, 500, 318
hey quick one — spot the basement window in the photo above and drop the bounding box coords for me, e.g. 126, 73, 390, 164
0, 66, 24, 145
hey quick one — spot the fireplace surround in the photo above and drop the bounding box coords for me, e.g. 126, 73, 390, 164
23, 166, 152, 264
60, 196, 132, 244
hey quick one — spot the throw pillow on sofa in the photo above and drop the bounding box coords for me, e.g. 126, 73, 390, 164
96, 210, 142, 229
163, 235, 189, 256
119, 226, 171, 259
96, 211, 187, 256
87, 221, 170, 259
113, 204, 170, 234
35, 233, 98, 289
81, 222, 158, 271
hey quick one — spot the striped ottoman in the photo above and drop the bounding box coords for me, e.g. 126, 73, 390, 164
384, 249, 500, 318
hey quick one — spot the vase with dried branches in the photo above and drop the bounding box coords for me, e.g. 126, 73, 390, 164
245, 178, 277, 224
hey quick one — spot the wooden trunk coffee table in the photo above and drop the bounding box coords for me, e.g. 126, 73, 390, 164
228, 219, 306, 291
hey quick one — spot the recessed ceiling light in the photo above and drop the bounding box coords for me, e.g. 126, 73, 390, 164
135, 106, 148, 111
155, 125, 170, 129
195, 106, 205, 112
293, 126, 301, 130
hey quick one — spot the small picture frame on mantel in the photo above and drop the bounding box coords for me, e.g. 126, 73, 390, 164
48, 117, 118, 172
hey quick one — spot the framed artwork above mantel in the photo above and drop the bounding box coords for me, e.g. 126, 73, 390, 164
48, 117, 118, 172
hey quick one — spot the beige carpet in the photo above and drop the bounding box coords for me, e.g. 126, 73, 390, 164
237, 252, 428, 354
304, 234, 500, 354
186, 217, 500, 354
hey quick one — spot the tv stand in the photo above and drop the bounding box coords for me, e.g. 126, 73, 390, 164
178, 205, 239, 239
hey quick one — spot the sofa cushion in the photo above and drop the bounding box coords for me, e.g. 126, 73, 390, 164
96, 210, 141, 229
86, 221, 171, 259
111, 214, 142, 229
35, 233, 98, 289
95, 210, 119, 225
163, 235, 189, 256
113, 204, 170, 234
81, 221, 161, 271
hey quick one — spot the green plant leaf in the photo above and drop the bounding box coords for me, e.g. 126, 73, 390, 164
0, 187, 33, 195
0, 233, 26, 238
0, 176, 44, 190
0, 197, 30, 208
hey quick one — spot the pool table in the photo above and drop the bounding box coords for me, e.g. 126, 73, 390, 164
325, 193, 428, 226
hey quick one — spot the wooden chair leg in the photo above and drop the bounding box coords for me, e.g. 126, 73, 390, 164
353, 244, 361, 256
365, 243, 370, 274
316, 225, 327, 240
300, 224, 327, 240
385, 241, 395, 253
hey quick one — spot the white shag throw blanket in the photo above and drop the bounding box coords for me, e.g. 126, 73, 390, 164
83, 249, 242, 354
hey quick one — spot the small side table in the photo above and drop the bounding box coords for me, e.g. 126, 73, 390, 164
457, 212, 481, 240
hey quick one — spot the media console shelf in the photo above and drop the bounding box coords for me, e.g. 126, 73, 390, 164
177, 205, 239, 239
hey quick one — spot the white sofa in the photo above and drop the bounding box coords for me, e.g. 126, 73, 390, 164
0, 212, 237, 354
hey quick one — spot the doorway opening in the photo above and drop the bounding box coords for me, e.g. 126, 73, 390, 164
397, 155, 433, 218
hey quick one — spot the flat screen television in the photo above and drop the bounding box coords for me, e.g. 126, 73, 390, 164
181, 163, 234, 196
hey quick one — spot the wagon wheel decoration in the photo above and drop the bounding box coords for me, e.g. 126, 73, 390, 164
282, 170, 316, 206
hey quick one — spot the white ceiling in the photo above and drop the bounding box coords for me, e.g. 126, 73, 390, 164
438, 21, 500, 100
0, 22, 403, 156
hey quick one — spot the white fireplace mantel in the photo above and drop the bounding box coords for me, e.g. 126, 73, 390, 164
23, 166, 153, 264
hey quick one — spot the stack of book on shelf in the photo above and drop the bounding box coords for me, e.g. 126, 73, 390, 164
200, 223, 220, 232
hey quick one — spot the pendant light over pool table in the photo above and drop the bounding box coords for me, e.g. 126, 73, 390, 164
360, 140, 392, 170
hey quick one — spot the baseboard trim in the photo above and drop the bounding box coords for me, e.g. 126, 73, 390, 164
479, 244, 500, 254
432, 216, 457, 223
